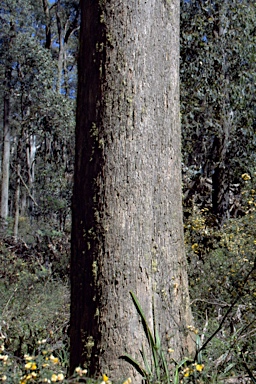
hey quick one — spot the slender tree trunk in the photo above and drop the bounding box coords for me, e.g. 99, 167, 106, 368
13, 164, 21, 240
26, 134, 36, 218
212, 1, 232, 226
70, 0, 194, 381
1, 76, 11, 221
212, 112, 231, 225
56, 1, 66, 94
42, 0, 51, 49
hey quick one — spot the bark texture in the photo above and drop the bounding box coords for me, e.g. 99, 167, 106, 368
70, 0, 194, 381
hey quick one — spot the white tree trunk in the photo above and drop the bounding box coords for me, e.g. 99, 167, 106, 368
1, 92, 11, 221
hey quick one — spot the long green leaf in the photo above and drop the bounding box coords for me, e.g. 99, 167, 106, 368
130, 291, 162, 378
119, 354, 147, 378
196, 334, 202, 364
173, 367, 180, 384
130, 291, 155, 350
140, 345, 152, 377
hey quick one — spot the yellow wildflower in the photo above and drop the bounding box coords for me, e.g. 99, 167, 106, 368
1, 376, 7, 381
123, 378, 132, 384
25, 362, 37, 370
196, 363, 204, 372
24, 354, 33, 361
101, 374, 112, 384
183, 367, 191, 377
50, 354, 59, 364
191, 243, 199, 252
187, 325, 199, 334
242, 173, 251, 181
51, 374, 58, 382
57, 373, 64, 381
75, 367, 87, 376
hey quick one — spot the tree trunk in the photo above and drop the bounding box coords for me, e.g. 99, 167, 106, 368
212, 114, 231, 226
1, 74, 11, 221
70, 0, 194, 381
42, 0, 51, 49
26, 134, 36, 218
13, 164, 21, 240
211, 2, 232, 226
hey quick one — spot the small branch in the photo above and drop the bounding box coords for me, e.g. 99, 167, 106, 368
200, 311, 208, 345
191, 298, 231, 307
17, 170, 38, 207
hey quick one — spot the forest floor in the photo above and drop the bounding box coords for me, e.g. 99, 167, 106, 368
0, 205, 255, 383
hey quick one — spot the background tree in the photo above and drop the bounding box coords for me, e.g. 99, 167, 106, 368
0, 0, 78, 237
70, 0, 194, 381
180, 0, 255, 225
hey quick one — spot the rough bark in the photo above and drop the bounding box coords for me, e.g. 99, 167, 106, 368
70, 0, 194, 381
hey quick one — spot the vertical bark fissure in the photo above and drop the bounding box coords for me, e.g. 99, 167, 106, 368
70, 0, 105, 374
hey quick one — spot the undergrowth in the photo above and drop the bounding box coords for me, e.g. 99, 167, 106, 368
0, 178, 255, 383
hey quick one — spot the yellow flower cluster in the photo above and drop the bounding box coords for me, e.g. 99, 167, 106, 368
0, 355, 8, 365
123, 377, 132, 384
25, 362, 37, 370
18, 351, 65, 384
75, 366, 88, 376
242, 173, 251, 181
50, 373, 64, 382
182, 363, 204, 378
101, 373, 112, 384
187, 325, 199, 334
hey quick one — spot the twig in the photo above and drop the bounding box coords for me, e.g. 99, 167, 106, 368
17, 170, 38, 207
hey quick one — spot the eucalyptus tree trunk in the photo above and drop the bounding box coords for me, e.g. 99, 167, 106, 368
26, 133, 36, 217
1, 70, 11, 221
70, 0, 194, 381
56, 0, 65, 94
13, 164, 21, 240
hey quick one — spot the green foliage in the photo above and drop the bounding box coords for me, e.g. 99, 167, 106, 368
0, 240, 70, 358
180, 0, 256, 216
185, 179, 256, 382
0, 0, 76, 238
0, 341, 122, 383
0, 238, 130, 384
